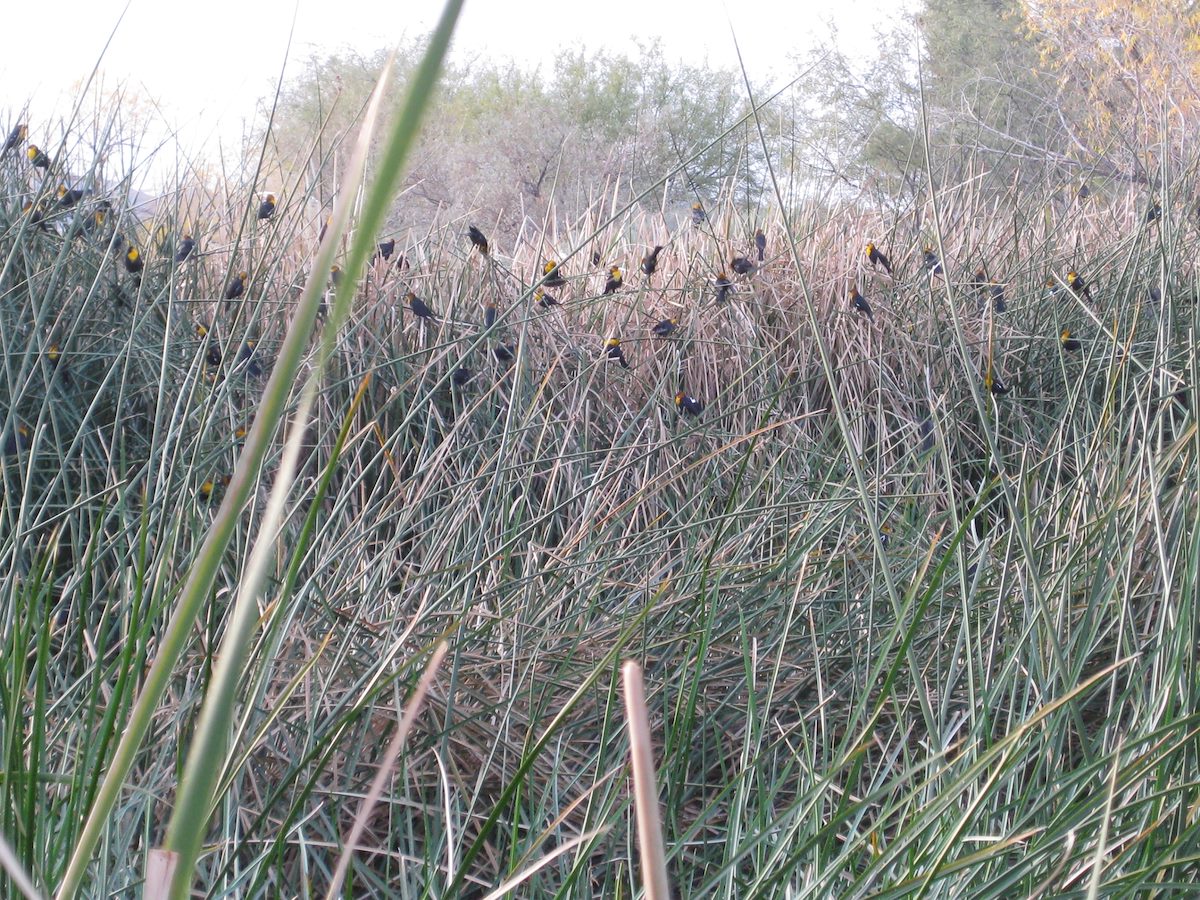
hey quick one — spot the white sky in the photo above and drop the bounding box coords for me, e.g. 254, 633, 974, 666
2, 0, 907, 188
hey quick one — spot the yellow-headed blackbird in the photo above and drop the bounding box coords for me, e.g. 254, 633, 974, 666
850, 287, 873, 321
237, 341, 262, 377
318, 215, 331, 244
715, 272, 732, 303
691, 201, 706, 224
206, 339, 222, 367
1060, 329, 1080, 352
1148, 284, 1162, 303
234, 425, 248, 443
257, 194, 276, 220
3, 424, 31, 455
175, 235, 196, 262
493, 343, 515, 364
1078, 182, 1090, 200
970, 267, 988, 297
602, 266, 623, 295
27, 144, 50, 169
56, 184, 84, 208
1146, 202, 1161, 223
47, 343, 61, 367
755, 228, 767, 261
330, 265, 342, 286
923, 246, 942, 276
605, 338, 630, 368
195, 323, 210, 338
21, 200, 50, 232
124, 246, 143, 274
592, 249, 602, 267
535, 288, 560, 308
984, 371, 1010, 395
451, 366, 473, 387
376, 238, 395, 261
484, 302, 497, 328
730, 256, 755, 276
2, 124, 26, 155
866, 242, 892, 274
407, 291, 435, 319
543, 260, 567, 288
225, 271, 248, 300
641, 245, 663, 277
652, 317, 678, 337
1066, 270, 1092, 301
1044, 277, 1064, 300
467, 225, 489, 255
198, 475, 231, 502
675, 390, 704, 416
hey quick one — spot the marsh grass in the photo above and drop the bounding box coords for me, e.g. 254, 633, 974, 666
1, 21, 1199, 896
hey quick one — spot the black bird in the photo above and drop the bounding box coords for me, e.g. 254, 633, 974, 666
197, 324, 222, 367
318, 215, 331, 244
484, 302, 497, 328
652, 317, 678, 337
605, 338, 630, 368
237, 340, 263, 377
224, 272, 248, 301
2, 124, 26, 155
850, 287, 873, 320
451, 367, 473, 387
3, 424, 31, 455
923, 246, 942, 276
467, 224, 489, 256
715, 272, 732, 303
691, 202, 706, 224
535, 289, 559, 308
1060, 329, 1080, 352
1066, 270, 1093, 302
990, 284, 1007, 313
675, 391, 704, 416
56, 184, 84, 208
641, 245, 663, 277
755, 228, 766, 261
257, 194, 276, 220
27, 145, 50, 170
21, 201, 50, 233
543, 260, 567, 288
175, 235, 196, 262
602, 266, 623, 295
407, 291, 436, 319
591, 249, 602, 267
1148, 284, 1162, 303
124, 246, 143, 274
1146, 202, 1161, 223
493, 343, 515, 364
376, 238, 396, 261
730, 256, 756, 276
866, 242, 892, 274
985, 371, 1010, 395
330, 265, 343, 287
1078, 182, 1091, 200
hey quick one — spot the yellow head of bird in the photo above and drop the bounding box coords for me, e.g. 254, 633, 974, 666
543, 259, 558, 274
1061, 328, 1072, 342
26, 145, 39, 160
605, 337, 621, 349
126, 247, 140, 263
610, 266, 622, 279
195, 323, 209, 337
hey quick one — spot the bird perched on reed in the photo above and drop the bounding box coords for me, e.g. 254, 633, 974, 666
850, 287, 873, 321
652, 317, 678, 337
376, 238, 396, 262
984, 371, 1010, 395
56, 185, 84, 208
407, 291, 436, 319
543, 260, 567, 288
467, 225, 489, 256
330, 265, 343, 287
714, 272, 732, 303
2, 424, 31, 455
602, 266, 623, 295
1066, 270, 1092, 302
196, 324, 222, 367
257, 194, 276, 220
535, 288, 559, 308
755, 228, 766, 261
175, 235, 196, 262
451, 367, 473, 387
604, 338, 630, 368
237, 340, 263, 377
730, 256, 756, 276
641, 245, 663, 277
866, 242, 892, 274
484, 301, 497, 328
1146, 202, 1161, 223
21, 200, 50, 233
493, 343, 515, 364
691, 201, 706, 224
27, 144, 50, 170
124, 246, 143, 274
923, 246, 942, 276
675, 390, 704, 416
224, 271, 248, 301
592, 249, 602, 267
2, 124, 26, 155
1060, 329, 1080, 352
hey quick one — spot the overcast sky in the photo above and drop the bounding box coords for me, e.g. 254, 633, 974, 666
2, 0, 907, 187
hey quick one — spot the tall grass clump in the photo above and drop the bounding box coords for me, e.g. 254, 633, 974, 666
2, 13, 1200, 898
